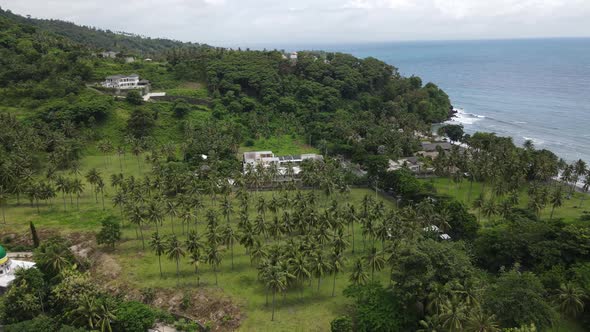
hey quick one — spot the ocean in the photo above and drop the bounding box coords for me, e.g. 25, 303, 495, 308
260, 38, 590, 162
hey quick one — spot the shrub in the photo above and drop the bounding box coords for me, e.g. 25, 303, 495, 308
115, 301, 156, 332
126, 90, 143, 105
330, 316, 353, 332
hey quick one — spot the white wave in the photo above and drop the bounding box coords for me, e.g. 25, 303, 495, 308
447, 108, 485, 125
522, 136, 545, 145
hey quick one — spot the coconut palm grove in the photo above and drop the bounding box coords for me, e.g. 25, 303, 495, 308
1, 6, 590, 332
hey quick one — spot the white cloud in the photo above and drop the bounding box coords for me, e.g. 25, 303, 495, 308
0, 0, 589, 44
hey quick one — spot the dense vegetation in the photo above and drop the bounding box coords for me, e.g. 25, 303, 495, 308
0, 6, 589, 332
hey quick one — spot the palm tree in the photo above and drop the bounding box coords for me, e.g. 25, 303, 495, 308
188, 248, 203, 286
166, 234, 186, 284
71, 178, 84, 210
310, 251, 331, 292
221, 195, 233, 224
149, 232, 165, 278
364, 247, 385, 281
329, 250, 345, 297
206, 242, 223, 286
164, 199, 179, 233
549, 186, 564, 221
265, 263, 289, 321
465, 310, 499, 332
146, 200, 164, 234
71, 295, 100, 330
439, 295, 467, 332
128, 205, 146, 249
579, 172, 590, 208
554, 282, 586, 318
220, 224, 238, 270
349, 258, 369, 286
96, 298, 117, 332
288, 252, 310, 297
250, 240, 268, 266
481, 199, 498, 221
55, 176, 68, 211
472, 194, 485, 222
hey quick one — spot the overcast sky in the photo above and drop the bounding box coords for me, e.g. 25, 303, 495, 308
1, 0, 589, 46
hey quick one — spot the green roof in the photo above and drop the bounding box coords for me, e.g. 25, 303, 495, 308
0, 245, 5, 259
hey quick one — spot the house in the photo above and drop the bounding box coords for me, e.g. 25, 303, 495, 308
0, 245, 35, 293
102, 74, 149, 90
242, 151, 323, 177
145, 58, 153, 62
100, 51, 119, 58
420, 142, 453, 152
125, 57, 135, 63
289, 52, 298, 62
388, 156, 423, 173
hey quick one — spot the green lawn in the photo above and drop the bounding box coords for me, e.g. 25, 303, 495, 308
421, 177, 590, 223
0, 152, 391, 331
239, 135, 319, 156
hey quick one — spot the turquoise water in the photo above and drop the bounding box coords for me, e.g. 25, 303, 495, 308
265, 39, 590, 162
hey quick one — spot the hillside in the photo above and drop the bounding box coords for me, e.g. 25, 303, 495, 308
0, 7, 208, 57
1, 6, 589, 332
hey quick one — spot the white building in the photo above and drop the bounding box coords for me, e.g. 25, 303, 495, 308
242, 151, 323, 176
0, 245, 35, 291
102, 74, 149, 90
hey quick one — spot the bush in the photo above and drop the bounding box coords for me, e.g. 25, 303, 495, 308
3, 315, 57, 332
115, 301, 156, 332
172, 99, 191, 118
330, 316, 353, 332
126, 90, 143, 105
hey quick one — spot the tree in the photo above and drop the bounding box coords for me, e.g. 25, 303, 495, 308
329, 250, 346, 297
484, 268, 557, 329
220, 224, 238, 270
96, 217, 121, 248
188, 249, 203, 286
549, 186, 564, 221
114, 301, 155, 332
438, 124, 464, 142
265, 263, 289, 321
364, 247, 385, 281
310, 251, 331, 292
330, 316, 353, 332
206, 242, 223, 286
126, 90, 143, 105
172, 99, 191, 118
553, 282, 586, 318
149, 232, 165, 278
166, 234, 186, 284
349, 258, 369, 286
30, 221, 40, 248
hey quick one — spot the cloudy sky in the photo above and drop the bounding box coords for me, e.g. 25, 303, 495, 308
1, 0, 589, 46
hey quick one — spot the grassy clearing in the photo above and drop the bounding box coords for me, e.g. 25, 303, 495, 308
421, 177, 590, 223
166, 87, 209, 99
0, 151, 390, 331
239, 135, 319, 156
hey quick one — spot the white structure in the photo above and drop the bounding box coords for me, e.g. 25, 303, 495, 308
102, 74, 149, 90
242, 151, 323, 176
125, 57, 135, 63
388, 156, 423, 173
0, 246, 35, 290
101, 51, 118, 58
289, 52, 298, 61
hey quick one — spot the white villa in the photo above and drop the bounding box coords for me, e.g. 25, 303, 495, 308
242, 151, 323, 176
102, 74, 149, 90
0, 245, 35, 292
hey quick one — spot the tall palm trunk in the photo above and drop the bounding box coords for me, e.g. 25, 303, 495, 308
271, 290, 276, 321
332, 273, 337, 297
351, 220, 355, 254
317, 276, 321, 292
158, 255, 162, 278
175, 258, 180, 285
214, 265, 218, 285
139, 225, 145, 250
62, 192, 67, 211
230, 240, 234, 270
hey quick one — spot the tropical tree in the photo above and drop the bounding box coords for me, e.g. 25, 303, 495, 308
549, 186, 564, 221
188, 248, 203, 286
349, 258, 369, 286
166, 234, 185, 284
265, 263, 289, 321
220, 224, 238, 270
329, 250, 345, 297
553, 283, 586, 318
364, 247, 385, 281
310, 251, 331, 292
206, 242, 223, 286
149, 232, 165, 278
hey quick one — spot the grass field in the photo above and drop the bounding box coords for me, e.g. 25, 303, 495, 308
0, 152, 391, 331
421, 177, 590, 223
239, 135, 319, 156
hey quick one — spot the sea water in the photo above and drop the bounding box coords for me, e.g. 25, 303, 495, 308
267, 38, 590, 162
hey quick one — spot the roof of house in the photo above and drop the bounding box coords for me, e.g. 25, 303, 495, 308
421, 142, 453, 152
106, 74, 140, 80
